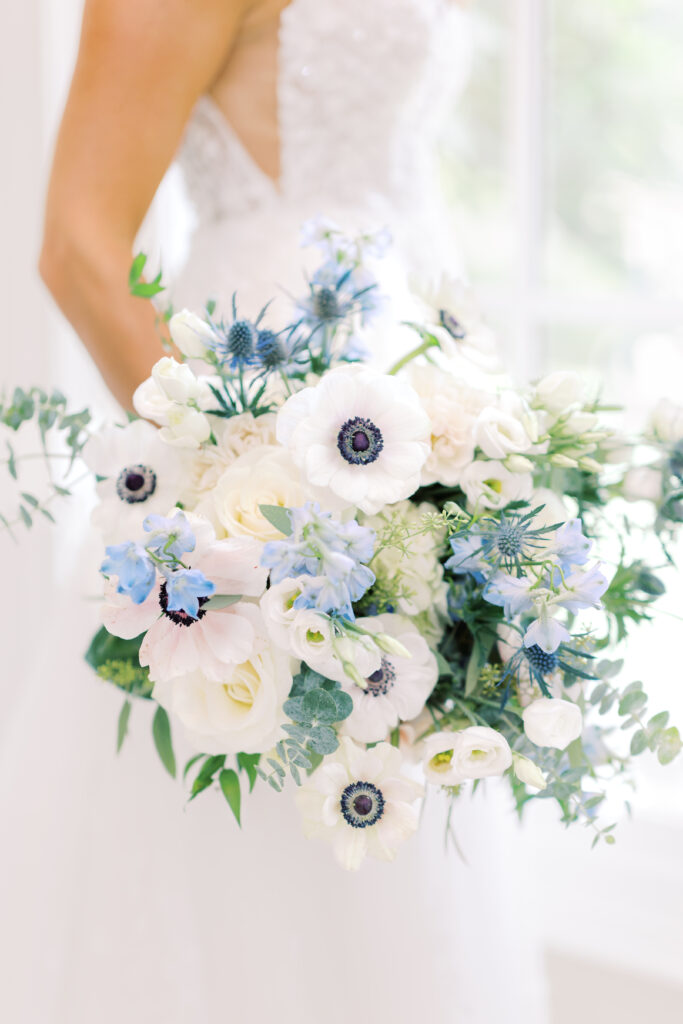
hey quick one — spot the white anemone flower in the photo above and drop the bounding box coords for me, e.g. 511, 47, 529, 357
153, 606, 294, 755
102, 514, 267, 683
276, 364, 430, 514
295, 737, 423, 870
82, 419, 191, 544
340, 614, 438, 743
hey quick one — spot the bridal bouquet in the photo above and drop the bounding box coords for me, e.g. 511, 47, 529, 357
3, 220, 682, 869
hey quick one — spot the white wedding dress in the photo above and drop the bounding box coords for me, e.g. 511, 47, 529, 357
0, 2, 550, 1021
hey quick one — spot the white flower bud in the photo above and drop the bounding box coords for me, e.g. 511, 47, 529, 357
550, 453, 578, 468
152, 357, 205, 404
523, 698, 582, 750
512, 751, 547, 790
169, 309, 217, 359
505, 454, 534, 474
374, 633, 411, 659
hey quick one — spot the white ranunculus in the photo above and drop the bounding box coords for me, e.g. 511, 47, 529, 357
409, 363, 486, 487
450, 726, 513, 779
523, 697, 582, 750
622, 466, 663, 503
153, 629, 294, 755
534, 371, 584, 415
208, 445, 307, 541
422, 731, 464, 786
169, 309, 218, 358
651, 397, 683, 443
512, 751, 547, 790
158, 403, 212, 449
460, 459, 533, 511
473, 405, 533, 460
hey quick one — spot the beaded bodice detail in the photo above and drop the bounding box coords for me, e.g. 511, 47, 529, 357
177, 0, 465, 227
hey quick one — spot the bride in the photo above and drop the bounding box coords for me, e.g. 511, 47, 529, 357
2, 0, 549, 1021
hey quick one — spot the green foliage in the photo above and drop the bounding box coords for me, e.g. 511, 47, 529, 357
116, 700, 132, 753
128, 252, 165, 299
86, 627, 153, 699
602, 560, 664, 642
152, 706, 176, 779
258, 504, 293, 536
0, 386, 92, 534
219, 768, 241, 826
256, 667, 353, 791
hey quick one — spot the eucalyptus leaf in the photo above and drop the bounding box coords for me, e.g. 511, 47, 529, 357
301, 688, 339, 725
308, 724, 338, 755
203, 593, 242, 611
258, 503, 293, 536
116, 699, 132, 753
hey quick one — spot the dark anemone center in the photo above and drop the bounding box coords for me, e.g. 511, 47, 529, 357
365, 657, 396, 696
159, 580, 210, 627
337, 416, 384, 466
115, 464, 157, 504
524, 644, 559, 676
439, 308, 466, 340
340, 780, 385, 829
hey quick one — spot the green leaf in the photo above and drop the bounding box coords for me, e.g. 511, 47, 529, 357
301, 688, 339, 725
648, 711, 669, 730
6, 441, 17, 479
465, 639, 483, 696
657, 727, 682, 766
219, 769, 241, 826
308, 724, 339, 755
203, 593, 242, 611
18, 505, 32, 528
20, 492, 39, 507
329, 687, 353, 721
258, 503, 293, 536
152, 706, 176, 778
618, 690, 647, 716
630, 729, 648, 756
85, 627, 144, 673
128, 252, 165, 298
183, 753, 205, 780
237, 752, 260, 792
116, 699, 132, 753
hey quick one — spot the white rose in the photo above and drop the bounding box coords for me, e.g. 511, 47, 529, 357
473, 405, 533, 460
158, 404, 211, 449
450, 726, 512, 779
410, 364, 483, 487
652, 398, 683, 443
422, 731, 464, 785
152, 356, 207, 404
622, 466, 663, 503
512, 751, 547, 790
522, 697, 582, 750
152, 610, 293, 755
209, 445, 307, 541
460, 460, 533, 511
169, 309, 218, 358
534, 371, 584, 414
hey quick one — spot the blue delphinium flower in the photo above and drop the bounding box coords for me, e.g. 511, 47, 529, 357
101, 541, 156, 604
550, 518, 592, 572
143, 511, 196, 561
261, 502, 376, 618
164, 569, 215, 619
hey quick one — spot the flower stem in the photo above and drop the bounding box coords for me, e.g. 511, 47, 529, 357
387, 336, 439, 376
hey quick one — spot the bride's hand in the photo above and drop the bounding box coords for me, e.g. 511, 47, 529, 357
39, 0, 251, 410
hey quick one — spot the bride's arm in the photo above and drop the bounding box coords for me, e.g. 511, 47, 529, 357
40, 0, 251, 409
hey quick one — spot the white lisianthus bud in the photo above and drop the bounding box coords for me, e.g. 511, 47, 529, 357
512, 751, 547, 790
578, 457, 602, 473
558, 411, 598, 436
550, 453, 578, 468
133, 376, 174, 424
152, 356, 205, 404
450, 725, 513, 779
342, 661, 368, 690
622, 466, 663, 503
158, 404, 211, 449
374, 633, 411, 659
170, 309, 218, 359
505, 454, 534, 474
534, 371, 584, 414
523, 698, 582, 750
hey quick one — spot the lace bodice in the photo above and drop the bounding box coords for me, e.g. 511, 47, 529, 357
165, 0, 470, 323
